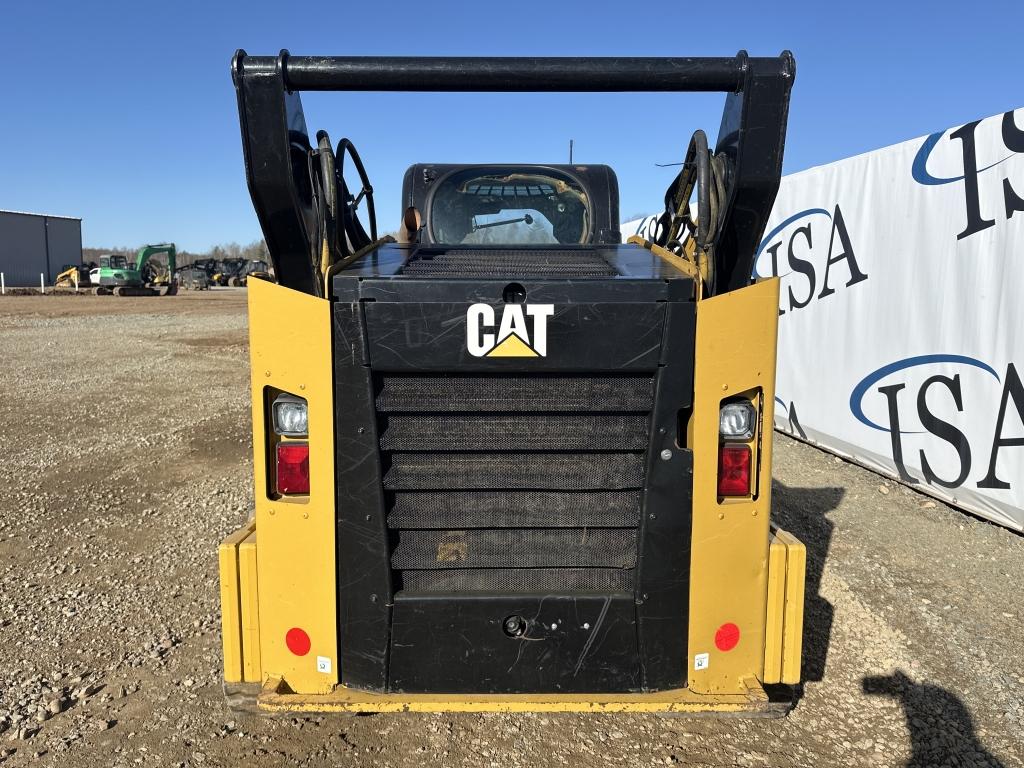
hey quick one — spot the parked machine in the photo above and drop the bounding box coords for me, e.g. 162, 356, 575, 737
175, 264, 213, 290
219, 52, 805, 716
90, 244, 178, 296
217, 258, 274, 286
189, 258, 220, 285
203, 257, 274, 286
210, 261, 234, 286
233, 259, 273, 286
55, 263, 96, 288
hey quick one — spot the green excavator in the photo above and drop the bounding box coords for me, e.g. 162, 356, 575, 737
90, 244, 179, 296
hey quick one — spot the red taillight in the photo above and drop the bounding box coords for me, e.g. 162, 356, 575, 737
717, 444, 751, 496
276, 442, 310, 494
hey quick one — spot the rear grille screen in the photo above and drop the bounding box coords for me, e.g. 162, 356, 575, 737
400, 249, 617, 278
376, 374, 653, 595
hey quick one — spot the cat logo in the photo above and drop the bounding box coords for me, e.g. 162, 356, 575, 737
466, 303, 554, 358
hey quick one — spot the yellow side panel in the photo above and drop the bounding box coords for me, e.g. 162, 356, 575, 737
775, 529, 806, 684
248, 278, 337, 694
219, 522, 253, 684
239, 531, 262, 683
762, 535, 787, 685
689, 278, 780, 694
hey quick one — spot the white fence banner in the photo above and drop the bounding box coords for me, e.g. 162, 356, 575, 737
757, 107, 1024, 531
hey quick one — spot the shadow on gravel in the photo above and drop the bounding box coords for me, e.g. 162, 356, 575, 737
863, 671, 1006, 768
772, 481, 843, 685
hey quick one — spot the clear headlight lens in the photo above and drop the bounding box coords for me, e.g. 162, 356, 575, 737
273, 394, 308, 436
719, 401, 755, 440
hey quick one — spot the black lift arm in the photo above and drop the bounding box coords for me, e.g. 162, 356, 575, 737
231, 52, 795, 296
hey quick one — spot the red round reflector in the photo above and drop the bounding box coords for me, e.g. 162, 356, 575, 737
285, 627, 311, 656
715, 622, 740, 651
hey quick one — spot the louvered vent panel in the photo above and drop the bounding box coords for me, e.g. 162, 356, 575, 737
376, 374, 653, 594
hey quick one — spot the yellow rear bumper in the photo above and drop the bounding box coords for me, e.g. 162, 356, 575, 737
223, 675, 789, 716
219, 520, 805, 714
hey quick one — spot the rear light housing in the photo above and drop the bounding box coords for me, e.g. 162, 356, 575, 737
717, 443, 751, 496
276, 442, 310, 495
719, 401, 755, 440
272, 394, 308, 437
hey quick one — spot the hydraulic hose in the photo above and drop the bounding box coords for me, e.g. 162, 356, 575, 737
657, 129, 727, 295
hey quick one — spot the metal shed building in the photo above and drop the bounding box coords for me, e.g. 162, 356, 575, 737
0, 210, 83, 287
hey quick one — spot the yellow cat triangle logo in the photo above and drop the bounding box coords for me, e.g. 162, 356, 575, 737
486, 333, 539, 357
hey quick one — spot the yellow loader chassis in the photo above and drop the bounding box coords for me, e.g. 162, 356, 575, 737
219, 277, 806, 714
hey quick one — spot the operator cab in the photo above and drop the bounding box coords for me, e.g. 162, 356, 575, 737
100, 255, 129, 270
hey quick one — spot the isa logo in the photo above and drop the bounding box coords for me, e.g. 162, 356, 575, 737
850, 355, 1024, 491
751, 204, 868, 316
911, 108, 1024, 242
774, 395, 808, 441
466, 304, 554, 358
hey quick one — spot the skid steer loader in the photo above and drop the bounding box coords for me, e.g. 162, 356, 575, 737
220, 51, 806, 715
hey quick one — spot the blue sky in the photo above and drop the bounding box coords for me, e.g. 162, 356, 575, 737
2, 0, 1022, 252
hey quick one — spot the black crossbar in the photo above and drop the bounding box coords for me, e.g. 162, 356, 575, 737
259, 55, 759, 92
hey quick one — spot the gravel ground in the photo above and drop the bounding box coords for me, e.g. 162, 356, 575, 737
0, 292, 1021, 768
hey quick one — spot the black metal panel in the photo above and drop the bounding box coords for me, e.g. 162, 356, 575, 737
352, 276, 686, 305
401, 248, 616, 277
391, 528, 637, 569
384, 452, 646, 491
388, 594, 640, 693
381, 412, 648, 451
635, 301, 697, 689
376, 373, 654, 412
387, 490, 642, 528
400, 569, 633, 593
332, 303, 392, 691
364, 302, 665, 372
377, 371, 650, 669
333, 242, 699, 287
328, 250, 699, 693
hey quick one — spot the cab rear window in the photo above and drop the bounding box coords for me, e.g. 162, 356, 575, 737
429, 168, 590, 245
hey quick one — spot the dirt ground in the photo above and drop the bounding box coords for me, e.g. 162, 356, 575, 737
0, 292, 1021, 768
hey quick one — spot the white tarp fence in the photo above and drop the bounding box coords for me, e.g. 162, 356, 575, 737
621, 107, 1024, 530
756, 107, 1024, 531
